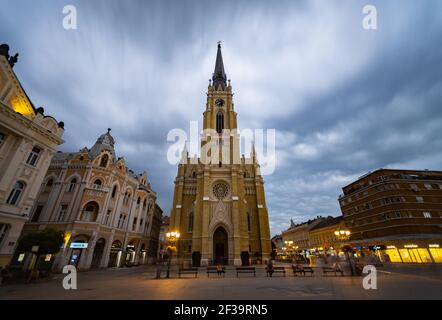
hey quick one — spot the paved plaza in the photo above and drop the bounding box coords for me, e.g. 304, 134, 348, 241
0, 264, 441, 300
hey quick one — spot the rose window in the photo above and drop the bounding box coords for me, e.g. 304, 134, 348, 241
212, 182, 229, 200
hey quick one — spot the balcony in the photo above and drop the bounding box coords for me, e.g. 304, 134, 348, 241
83, 183, 109, 198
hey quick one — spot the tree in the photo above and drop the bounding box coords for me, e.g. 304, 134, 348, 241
17, 228, 64, 255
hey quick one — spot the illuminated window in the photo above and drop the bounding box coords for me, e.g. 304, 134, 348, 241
400, 248, 426, 263
424, 183, 432, 190
416, 196, 424, 203
6, 181, 25, 205
423, 212, 432, 218
417, 248, 433, 263
26, 147, 41, 166
429, 248, 442, 263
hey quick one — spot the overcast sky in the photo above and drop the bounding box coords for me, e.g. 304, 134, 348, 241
1, 0, 442, 235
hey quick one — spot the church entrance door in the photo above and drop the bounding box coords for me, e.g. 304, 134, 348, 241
213, 227, 228, 265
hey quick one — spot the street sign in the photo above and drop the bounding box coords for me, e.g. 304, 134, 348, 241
70, 242, 88, 249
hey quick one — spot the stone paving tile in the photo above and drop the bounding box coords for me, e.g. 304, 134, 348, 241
0, 265, 441, 300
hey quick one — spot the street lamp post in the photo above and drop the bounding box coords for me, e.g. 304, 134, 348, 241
334, 229, 355, 276
165, 231, 180, 278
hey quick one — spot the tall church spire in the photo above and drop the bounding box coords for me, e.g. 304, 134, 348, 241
212, 42, 227, 89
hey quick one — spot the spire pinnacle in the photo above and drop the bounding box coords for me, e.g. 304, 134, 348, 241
212, 42, 227, 89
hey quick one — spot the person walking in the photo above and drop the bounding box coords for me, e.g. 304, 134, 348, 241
266, 259, 274, 277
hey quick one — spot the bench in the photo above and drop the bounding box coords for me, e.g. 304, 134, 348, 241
292, 266, 314, 276
266, 266, 286, 277
207, 266, 225, 277
322, 265, 344, 276
178, 268, 198, 278
236, 266, 256, 277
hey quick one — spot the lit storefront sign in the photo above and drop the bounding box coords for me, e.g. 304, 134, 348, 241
369, 245, 386, 251
70, 242, 88, 249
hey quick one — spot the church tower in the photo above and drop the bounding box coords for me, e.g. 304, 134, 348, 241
170, 43, 271, 266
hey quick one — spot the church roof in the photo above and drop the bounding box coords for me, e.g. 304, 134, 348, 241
212, 42, 227, 88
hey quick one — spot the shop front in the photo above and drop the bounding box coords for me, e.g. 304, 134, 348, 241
108, 240, 123, 268
349, 239, 442, 264
69, 241, 88, 268
384, 243, 441, 263
124, 244, 136, 266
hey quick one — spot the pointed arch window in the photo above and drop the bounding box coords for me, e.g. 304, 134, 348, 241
247, 213, 251, 232
100, 154, 109, 168
188, 212, 194, 233
216, 112, 224, 134
68, 178, 77, 192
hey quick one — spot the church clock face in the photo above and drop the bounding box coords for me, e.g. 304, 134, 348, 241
215, 98, 225, 107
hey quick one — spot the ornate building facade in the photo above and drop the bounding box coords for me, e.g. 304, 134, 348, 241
170, 44, 271, 266
0, 44, 64, 268
22, 129, 162, 270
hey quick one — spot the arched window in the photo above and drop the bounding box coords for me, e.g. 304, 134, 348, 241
111, 185, 118, 198
187, 212, 194, 232
68, 178, 77, 192
247, 213, 251, 232
137, 197, 141, 205
143, 199, 147, 210
216, 112, 224, 134
93, 179, 102, 189
81, 201, 99, 222
7, 181, 25, 205
100, 154, 109, 168
44, 178, 54, 193
124, 191, 131, 205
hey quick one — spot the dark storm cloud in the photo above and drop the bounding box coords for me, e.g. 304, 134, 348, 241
1, 0, 442, 235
